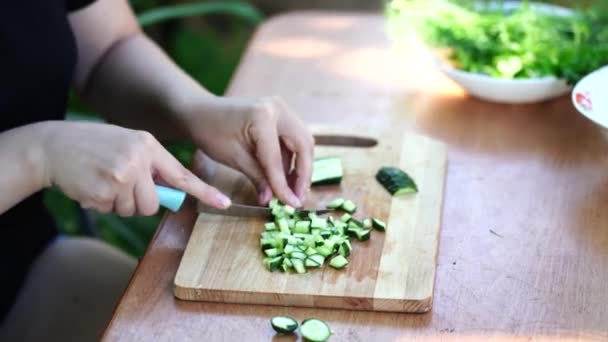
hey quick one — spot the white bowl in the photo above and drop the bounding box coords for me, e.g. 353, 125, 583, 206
418, 1, 573, 104
433, 62, 572, 104
572, 65, 608, 135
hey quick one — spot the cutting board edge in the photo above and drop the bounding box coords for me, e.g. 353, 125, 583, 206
173, 285, 433, 313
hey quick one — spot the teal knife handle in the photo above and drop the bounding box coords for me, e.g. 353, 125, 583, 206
155, 185, 186, 212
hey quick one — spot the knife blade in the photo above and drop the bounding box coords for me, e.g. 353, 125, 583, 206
155, 185, 332, 217
313, 134, 377, 147
198, 202, 332, 218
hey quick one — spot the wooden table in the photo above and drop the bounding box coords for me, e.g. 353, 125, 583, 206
103, 12, 608, 341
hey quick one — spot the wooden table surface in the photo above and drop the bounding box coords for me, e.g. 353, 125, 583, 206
102, 12, 608, 341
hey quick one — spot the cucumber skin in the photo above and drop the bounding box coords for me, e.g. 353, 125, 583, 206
376, 167, 418, 195
270, 316, 299, 334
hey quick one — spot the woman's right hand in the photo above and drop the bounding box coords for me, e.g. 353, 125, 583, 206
38, 121, 230, 216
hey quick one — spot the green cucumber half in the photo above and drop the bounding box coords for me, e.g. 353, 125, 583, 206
300, 318, 332, 342
376, 167, 418, 196
270, 316, 299, 334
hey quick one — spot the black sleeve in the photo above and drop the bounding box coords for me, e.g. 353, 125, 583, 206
65, 0, 97, 12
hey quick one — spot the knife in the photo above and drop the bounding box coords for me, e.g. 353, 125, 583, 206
155, 185, 332, 217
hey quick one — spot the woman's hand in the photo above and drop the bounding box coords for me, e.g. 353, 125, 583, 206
39, 121, 230, 216
185, 96, 314, 208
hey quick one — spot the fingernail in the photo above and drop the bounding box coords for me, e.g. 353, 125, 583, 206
215, 193, 231, 209
288, 193, 302, 208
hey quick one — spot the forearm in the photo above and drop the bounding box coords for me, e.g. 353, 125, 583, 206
0, 123, 47, 214
78, 33, 220, 141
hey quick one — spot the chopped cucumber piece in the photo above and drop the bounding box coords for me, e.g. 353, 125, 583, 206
372, 218, 386, 232
362, 218, 372, 229
264, 222, 277, 231
311, 217, 328, 229
311, 157, 343, 186
268, 198, 279, 209
376, 167, 418, 195
292, 258, 306, 273
329, 255, 349, 269
294, 220, 311, 234
346, 227, 360, 238
305, 247, 317, 256
283, 205, 296, 215
277, 218, 290, 234
349, 218, 363, 228
284, 244, 295, 255
356, 229, 371, 242
308, 254, 325, 265
305, 257, 321, 267
341, 200, 357, 213
340, 213, 352, 222
265, 256, 283, 272
300, 319, 332, 342
291, 251, 308, 260
332, 220, 346, 229
326, 198, 345, 209
327, 216, 336, 226
283, 258, 293, 268
338, 242, 351, 257
315, 245, 333, 257
264, 248, 281, 257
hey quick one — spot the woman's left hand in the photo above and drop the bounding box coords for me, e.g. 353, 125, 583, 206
185, 96, 314, 208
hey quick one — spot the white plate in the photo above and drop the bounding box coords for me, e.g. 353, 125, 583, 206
572, 66, 608, 129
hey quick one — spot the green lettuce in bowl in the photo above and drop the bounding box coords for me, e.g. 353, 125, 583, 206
387, 0, 608, 103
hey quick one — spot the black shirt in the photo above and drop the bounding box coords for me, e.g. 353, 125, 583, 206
0, 0, 96, 321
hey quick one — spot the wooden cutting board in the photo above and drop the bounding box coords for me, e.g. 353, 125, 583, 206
174, 128, 447, 313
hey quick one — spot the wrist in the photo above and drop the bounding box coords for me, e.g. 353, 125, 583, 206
177, 95, 247, 141
27, 121, 58, 189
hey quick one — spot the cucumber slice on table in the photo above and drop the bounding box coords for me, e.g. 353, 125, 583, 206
376, 167, 418, 196
270, 316, 299, 334
312, 157, 343, 185
300, 318, 332, 342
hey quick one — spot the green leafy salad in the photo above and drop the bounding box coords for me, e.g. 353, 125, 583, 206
386, 0, 608, 84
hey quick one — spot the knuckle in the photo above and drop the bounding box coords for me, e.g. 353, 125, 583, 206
252, 101, 277, 121
173, 169, 191, 189
96, 202, 113, 214
90, 186, 114, 205
134, 130, 157, 148
108, 161, 135, 185
140, 199, 159, 216
117, 202, 136, 217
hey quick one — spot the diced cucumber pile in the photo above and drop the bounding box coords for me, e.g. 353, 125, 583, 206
261, 198, 386, 273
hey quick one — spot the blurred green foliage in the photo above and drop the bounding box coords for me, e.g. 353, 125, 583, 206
45, 0, 262, 258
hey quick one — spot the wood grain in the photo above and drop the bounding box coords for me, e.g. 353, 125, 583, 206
103, 12, 608, 341
173, 130, 446, 312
